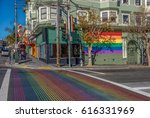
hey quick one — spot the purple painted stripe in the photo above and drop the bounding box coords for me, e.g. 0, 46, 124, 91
84, 50, 122, 54
13, 73, 25, 101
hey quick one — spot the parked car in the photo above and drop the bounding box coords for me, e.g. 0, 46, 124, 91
1, 47, 9, 56
0, 46, 2, 53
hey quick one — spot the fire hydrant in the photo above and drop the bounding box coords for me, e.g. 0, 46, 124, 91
80, 59, 83, 67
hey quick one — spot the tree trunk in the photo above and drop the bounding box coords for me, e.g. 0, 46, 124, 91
87, 45, 92, 67
146, 42, 150, 67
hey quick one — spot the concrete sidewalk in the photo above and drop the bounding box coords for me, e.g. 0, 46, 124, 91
5, 56, 52, 69
5, 56, 149, 70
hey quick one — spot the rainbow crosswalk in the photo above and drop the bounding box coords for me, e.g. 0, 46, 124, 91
8, 69, 150, 101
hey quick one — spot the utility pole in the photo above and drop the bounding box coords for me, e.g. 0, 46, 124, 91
56, 0, 60, 67
14, 0, 18, 63
67, 0, 71, 67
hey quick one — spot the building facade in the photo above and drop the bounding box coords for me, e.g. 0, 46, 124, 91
24, 0, 150, 65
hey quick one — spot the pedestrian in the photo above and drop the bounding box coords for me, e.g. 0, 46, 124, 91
8, 50, 11, 64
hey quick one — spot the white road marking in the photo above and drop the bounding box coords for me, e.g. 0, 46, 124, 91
79, 69, 106, 75
123, 82, 150, 88
67, 70, 150, 98
0, 69, 11, 101
133, 87, 150, 90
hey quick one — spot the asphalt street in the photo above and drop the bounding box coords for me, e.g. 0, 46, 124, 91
74, 68, 150, 97
0, 54, 150, 101
0, 54, 8, 88
6, 68, 150, 101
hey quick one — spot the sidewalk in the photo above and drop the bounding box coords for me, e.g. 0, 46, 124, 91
5, 56, 52, 70
5, 56, 149, 70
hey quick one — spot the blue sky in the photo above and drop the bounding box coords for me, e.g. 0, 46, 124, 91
0, 0, 25, 40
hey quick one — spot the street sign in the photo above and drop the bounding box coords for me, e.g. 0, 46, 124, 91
15, 43, 18, 48
70, 36, 72, 41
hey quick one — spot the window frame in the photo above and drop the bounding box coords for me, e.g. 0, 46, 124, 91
122, 13, 130, 25
134, 0, 142, 6
39, 7, 48, 21
77, 10, 89, 22
101, 11, 109, 22
101, 10, 118, 23
122, 0, 130, 5
146, 0, 150, 6
50, 7, 57, 19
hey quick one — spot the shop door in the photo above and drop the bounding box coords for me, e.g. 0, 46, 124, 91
127, 41, 137, 64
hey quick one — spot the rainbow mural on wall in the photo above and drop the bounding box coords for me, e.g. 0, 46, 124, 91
84, 32, 122, 55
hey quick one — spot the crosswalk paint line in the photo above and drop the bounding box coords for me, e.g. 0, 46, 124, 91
66, 70, 150, 98
79, 69, 106, 75
0, 69, 11, 101
133, 87, 150, 90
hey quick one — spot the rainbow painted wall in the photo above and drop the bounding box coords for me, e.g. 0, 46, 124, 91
84, 32, 124, 64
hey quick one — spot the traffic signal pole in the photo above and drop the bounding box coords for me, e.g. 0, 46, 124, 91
67, 0, 71, 67
14, 0, 19, 63
56, 0, 60, 67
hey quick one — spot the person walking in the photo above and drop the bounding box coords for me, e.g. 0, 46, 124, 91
8, 49, 12, 64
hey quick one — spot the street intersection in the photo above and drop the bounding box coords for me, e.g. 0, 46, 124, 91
0, 54, 150, 101
0, 67, 150, 101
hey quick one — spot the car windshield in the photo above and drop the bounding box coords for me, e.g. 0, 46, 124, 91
2, 48, 9, 51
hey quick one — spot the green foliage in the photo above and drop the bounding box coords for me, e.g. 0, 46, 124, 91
77, 9, 112, 46
5, 34, 15, 45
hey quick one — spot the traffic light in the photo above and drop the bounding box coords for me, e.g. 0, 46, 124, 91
62, 28, 67, 40
62, 23, 67, 40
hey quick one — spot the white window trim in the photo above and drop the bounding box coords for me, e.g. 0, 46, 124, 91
146, 0, 150, 6
101, 10, 109, 22
77, 10, 89, 22
134, 0, 142, 6
122, 0, 130, 5
31, 20, 37, 30
39, 7, 48, 22
50, 7, 57, 19
100, 10, 118, 23
100, 0, 117, 2
122, 13, 130, 25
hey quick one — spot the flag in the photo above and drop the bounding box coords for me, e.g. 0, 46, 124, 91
70, 16, 75, 32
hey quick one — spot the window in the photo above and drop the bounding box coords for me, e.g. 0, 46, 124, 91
122, 14, 130, 24
100, 0, 108, 2
77, 10, 88, 17
135, 0, 142, 6
122, 0, 129, 5
50, 7, 57, 19
77, 10, 88, 22
146, 16, 150, 26
102, 12, 108, 22
110, 11, 117, 23
41, 7, 47, 20
32, 20, 37, 29
101, 10, 117, 23
147, 0, 150, 6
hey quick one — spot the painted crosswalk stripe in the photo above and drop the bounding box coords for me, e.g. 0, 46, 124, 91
0, 69, 11, 101
82, 69, 106, 75
67, 70, 150, 98
133, 87, 150, 90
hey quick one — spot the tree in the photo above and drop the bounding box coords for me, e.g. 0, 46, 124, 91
77, 10, 113, 66
5, 27, 15, 45
127, 8, 150, 66
5, 34, 15, 45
